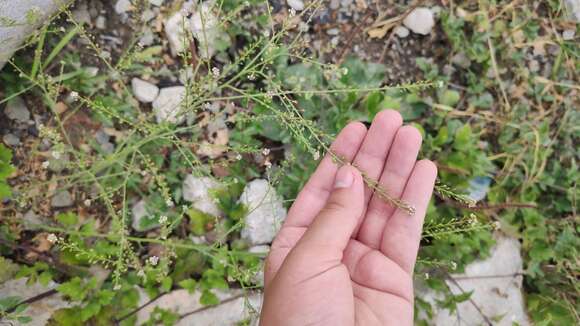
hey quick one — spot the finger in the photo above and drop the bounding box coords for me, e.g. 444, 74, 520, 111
283, 122, 367, 228
342, 239, 412, 302
291, 165, 365, 259
351, 110, 403, 235
380, 159, 437, 274
356, 126, 422, 249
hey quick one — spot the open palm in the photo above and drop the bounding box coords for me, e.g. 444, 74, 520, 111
260, 110, 437, 325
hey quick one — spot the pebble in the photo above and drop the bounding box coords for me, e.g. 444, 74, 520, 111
164, 11, 190, 56
330, 0, 340, 10
152, 86, 186, 124
5, 96, 30, 123
132, 200, 156, 232
562, 29, 575, 41
190, 3, 226, 59
2, 133, 20, 146
287, 0, 305, 11
451, 51, 471, 69
182, 175, 222, 216
149, 0, 164, 6
51, 190, 74, 208
114, 0, 132, 14
239, 179, 287, 245
326, 28, 340, 36
394, 26, 410, 38
95, 16, 106, 29
23, 210, 42, 230
528, 59, 540, 73
131, 78, 159, 103
403, 7, 435, 35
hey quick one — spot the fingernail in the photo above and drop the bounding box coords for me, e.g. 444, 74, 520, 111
334, 166, 354, 189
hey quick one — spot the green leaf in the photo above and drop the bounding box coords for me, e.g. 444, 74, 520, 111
453, 124, 473, 151
200, 290, 219, 306
178, 279, 197, 293
56, 212, 78, 228
439, 89, 461, 106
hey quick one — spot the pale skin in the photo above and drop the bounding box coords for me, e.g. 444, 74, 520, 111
259, 110, 438, 325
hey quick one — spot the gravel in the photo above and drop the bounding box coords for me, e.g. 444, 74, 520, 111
182, 175, 222, 216
403, 7, 435, 35
51, 190, 74, 208
239, 179, 287, 245
287, 0, 305, 11
152, 86, 186, 124
131, 78, 159, 103
5, 97, 31, 123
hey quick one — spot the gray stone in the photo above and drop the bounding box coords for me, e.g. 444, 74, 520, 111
23, 210, 43, 229
190, 3, 229, 59
287, 0, 305, 11
565, 0, 580, 22
114, 0, 132, 14
394, 26, 410, 38
239, 179, 287, 245
132, 199, 157, 232
0, 278, 71, 326
451, 51, 471, 69
5, 97, 30, 123
562, 29, 575, 41
416, 234, 530, 325
403, 7, 435, 35
131, 78, 159, 103
72, 3, 91, 25
152, 86, 186, 124
51, 190, 73, 208
95, 15, 106, 29
2, 133, 20, 146
136, 289, 261, 325
0, 0, 68, 70
330, 0, 340, 10
182, 175, 222, 216
164, 10, 191, 56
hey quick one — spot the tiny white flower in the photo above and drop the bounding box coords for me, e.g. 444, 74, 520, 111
166, 199, 174, 207
159, 215, 168, 224
492, 221, 501, 230
113, 284, 122, 290
235, 153, 242, 161
70, 91, 79, 100
41, 161, 50, 169
84, 199, 92, 207
137, 270, 146, 278
312, 151, 320, 160
424, 273, 430, 280
450, 261, 457, 270
51, 151, 61, 159
248, 73, 256, 81
289, 8, 296, 17
148, 256, 159, 266
211, 67, 220, 78
262, 148, 270, 156
264, 161, 272, 169
47, 233, 58, 243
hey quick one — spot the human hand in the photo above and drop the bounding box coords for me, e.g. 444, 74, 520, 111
259, 110, 437, 325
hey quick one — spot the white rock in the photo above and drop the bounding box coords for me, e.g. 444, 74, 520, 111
131, 78, 159, 103
182, 175, 222, 216
239, 179, 287, 245
0, 0, 63, 70
565, 0, 580, 22
416, 234, 530, 325
115, 0, 132, 14
403, 7, 435, 35
136, 289, 261, 325
562, 29, 575, 41
249, 245, 270, 254
287, 0, 305, 11
152, 86, 186, 124
132, 200, 156, 232
394, 26, 410, 38
149, 0, 164, 6
5, 96, 30, 123
95, 16, 106, 30
190, 4, 228, 58
0, 278, 71, 326
164, 10, 191, 56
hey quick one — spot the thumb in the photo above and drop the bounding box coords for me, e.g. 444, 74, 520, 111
295, 165, 365, 254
